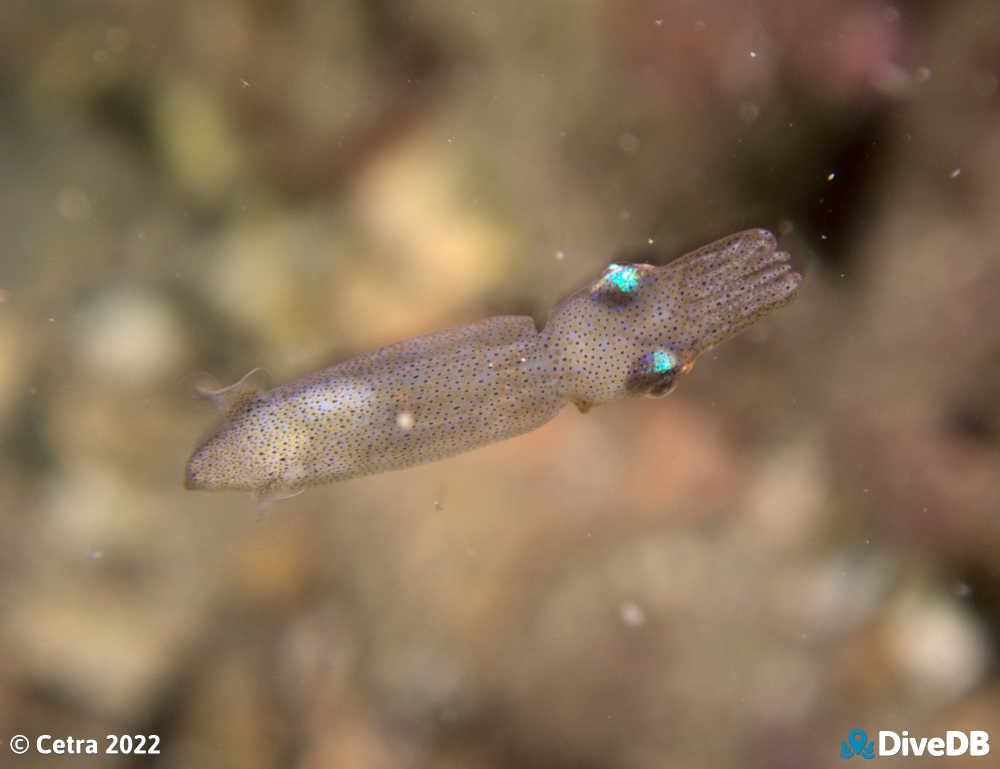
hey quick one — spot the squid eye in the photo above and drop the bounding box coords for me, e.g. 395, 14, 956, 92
589, 263, 652, 306
647, 372, 677, 397
625, 349, 680, 397
602, 263, 641, 292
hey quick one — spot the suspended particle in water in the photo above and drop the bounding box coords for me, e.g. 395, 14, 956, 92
619, 601, 646, 628
739, 102, 760, 123
618, 132, 640, 153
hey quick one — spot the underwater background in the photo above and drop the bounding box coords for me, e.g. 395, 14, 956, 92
1, 1, 998, 767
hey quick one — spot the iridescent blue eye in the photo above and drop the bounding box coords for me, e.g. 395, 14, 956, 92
591, 263, 648, 306
605, 264, 640, 292
625, 348, 679, 397
650, 349, 674, 374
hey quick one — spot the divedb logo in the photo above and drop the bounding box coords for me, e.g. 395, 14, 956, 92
841, 728, 991, 759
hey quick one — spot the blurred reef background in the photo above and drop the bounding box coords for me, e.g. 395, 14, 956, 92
1, 1, 999, 767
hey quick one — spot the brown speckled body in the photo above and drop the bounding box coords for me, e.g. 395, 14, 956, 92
185, 229, 801, 498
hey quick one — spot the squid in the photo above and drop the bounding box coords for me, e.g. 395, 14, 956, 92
185, 229, 801, 499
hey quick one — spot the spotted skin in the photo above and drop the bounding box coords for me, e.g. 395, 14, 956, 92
185, 229, 800, 498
